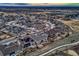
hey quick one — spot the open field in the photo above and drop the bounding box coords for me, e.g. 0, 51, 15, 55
62, 20, 79, 32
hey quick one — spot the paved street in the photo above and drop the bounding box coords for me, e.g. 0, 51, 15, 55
24, 32, 79, 56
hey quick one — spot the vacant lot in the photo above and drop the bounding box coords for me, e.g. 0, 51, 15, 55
62, 20, 79, 32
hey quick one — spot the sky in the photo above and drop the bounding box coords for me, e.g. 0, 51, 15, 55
0, 3, 79, 6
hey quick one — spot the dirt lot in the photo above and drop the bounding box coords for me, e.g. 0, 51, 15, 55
62, 20, 79, 32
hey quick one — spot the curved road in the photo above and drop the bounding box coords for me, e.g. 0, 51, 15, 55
39, 41, 79, 56
23, 32, 79, 56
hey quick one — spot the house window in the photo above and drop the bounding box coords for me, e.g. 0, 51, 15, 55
21, 39, 23, 41
31, 39, 34, 42
58, 34, 61, 36
24, 37, 30, 42
9, 52, 15, 56
24, 43, 31, 48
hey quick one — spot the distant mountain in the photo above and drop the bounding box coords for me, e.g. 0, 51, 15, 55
0, 3, 79, 9
0, 3, 31, 6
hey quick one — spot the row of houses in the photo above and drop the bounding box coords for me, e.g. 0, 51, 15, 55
0, 11, 72, 56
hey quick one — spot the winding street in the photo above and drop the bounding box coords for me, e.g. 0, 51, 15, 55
39, 40, 79, 56
24, 32, 79, 56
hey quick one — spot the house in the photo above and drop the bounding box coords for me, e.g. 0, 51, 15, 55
19, 32, 48, 48
0, 41, 20, 56
46, 25, 70, 42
